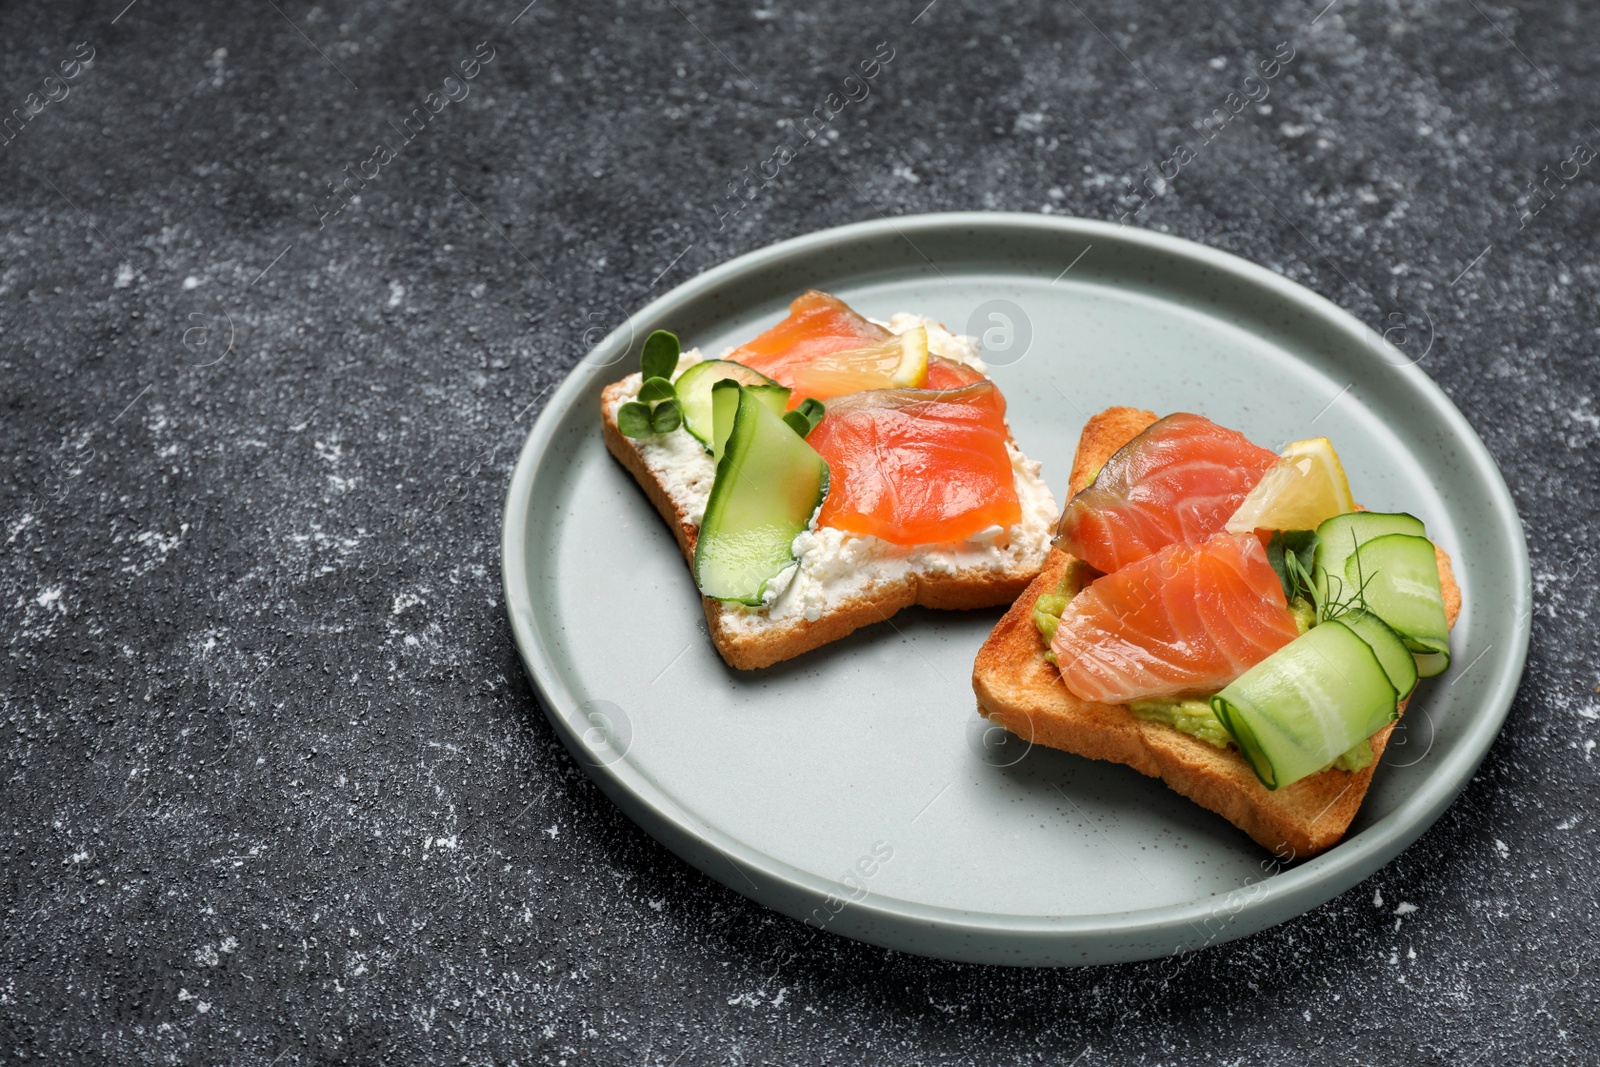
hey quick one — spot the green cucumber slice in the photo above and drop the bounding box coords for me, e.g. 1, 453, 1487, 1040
710, 380, 788, 463
1210, 620, 1399, 790
747, 384, 792, 417
1312, 511, 1425, 613
1340, 610, 1419, 699
674, 359, 788, 451
710, 379, 741, 463
693, 386, 830, 606
1412, 650, 1450, 679
1347, 533, 1451, 676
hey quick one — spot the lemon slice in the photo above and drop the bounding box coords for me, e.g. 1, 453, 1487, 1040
786, 326, 929, 400
1225, 437, 1355, 534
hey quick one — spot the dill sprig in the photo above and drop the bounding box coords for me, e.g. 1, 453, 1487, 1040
1319, 530, 1377, 622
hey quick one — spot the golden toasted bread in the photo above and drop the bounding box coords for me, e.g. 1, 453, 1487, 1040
972, 408, 1462, 858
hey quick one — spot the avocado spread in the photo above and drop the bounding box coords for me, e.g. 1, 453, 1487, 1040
1033, 590, 1070, 648
1287, 595, 1316, 634
1128, 698, 1233, 747
1126, 697, 1375, 768
1032, 561, 1090, 665
1331, 737, 1374, 771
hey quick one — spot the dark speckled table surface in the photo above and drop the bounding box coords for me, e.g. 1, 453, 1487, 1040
2, 0, 1597, 1063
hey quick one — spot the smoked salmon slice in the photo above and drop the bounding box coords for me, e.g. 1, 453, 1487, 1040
1057, 413, 1277, 575
924, 355, 992, 396
726, 290, 890, 385
807, 382, 1020, 546
1051, 532, 1301, 703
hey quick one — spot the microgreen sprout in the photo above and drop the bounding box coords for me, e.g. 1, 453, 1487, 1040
616, 402, 653, 438
619, 330, 683, 439
639, 330, 680, 383
650, 398, 682, 433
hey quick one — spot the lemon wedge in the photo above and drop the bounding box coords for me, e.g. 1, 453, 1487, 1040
1225, 437, 1355, 534
785, 326, 929, 400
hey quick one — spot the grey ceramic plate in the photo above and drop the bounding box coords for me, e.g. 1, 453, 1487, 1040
501, 213, 1530, 966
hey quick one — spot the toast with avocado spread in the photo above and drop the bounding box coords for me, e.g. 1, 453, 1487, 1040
972, 407, 1462, 858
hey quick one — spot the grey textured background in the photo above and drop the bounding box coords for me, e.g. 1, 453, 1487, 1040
2, 0, 1596, 1063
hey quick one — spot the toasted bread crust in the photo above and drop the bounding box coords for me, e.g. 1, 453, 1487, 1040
601, 380, 1041, 670
1067, 406, 1159, 497
973, 409, 1463, 858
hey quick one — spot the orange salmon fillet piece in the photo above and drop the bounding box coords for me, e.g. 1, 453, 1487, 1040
1051, 531, 1301, 703
807, 381, 1020, 547
725, 290, 890, 385
1057, 412, 1277, 575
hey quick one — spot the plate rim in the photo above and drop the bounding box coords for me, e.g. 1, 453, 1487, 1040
500, 211, 1532, 965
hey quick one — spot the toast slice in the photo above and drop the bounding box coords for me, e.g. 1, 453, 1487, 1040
600, 338, 1056, 670
972, 407, 1463, 858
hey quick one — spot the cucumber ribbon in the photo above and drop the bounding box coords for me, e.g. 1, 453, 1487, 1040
1211, 511, 1451, 790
